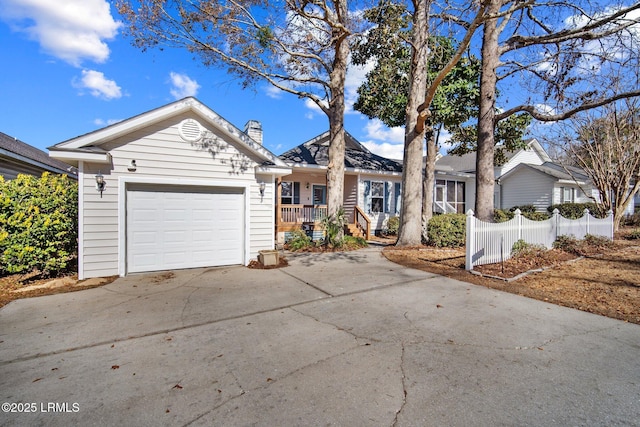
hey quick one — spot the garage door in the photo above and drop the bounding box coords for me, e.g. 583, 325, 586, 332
126, 185, 244, 273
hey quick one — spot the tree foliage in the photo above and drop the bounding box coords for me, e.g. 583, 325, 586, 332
553, 100, 640, 230
117, 0, 358, 222
0, 173, 78, 276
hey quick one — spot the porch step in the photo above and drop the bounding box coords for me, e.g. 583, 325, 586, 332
344, 223, 364, 238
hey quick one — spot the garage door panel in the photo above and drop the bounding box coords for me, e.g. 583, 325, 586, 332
127, 186, 244, 274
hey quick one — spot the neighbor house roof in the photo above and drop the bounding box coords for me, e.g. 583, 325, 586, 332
0, 131, 75, 178
279, 131, 403, 173
49, 97, 289, 172
500, 161, 591, 184
436, 138, 551, 173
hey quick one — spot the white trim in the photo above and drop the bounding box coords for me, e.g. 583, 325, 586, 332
117, 175, 251, 277
0, 147, 72, 176
255, 165, 292, 177
78, 162, 85, 280
286, 162, 402, 177
49, 150, 111, 163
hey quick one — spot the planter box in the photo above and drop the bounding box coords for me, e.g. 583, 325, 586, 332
258, 249, 279, 266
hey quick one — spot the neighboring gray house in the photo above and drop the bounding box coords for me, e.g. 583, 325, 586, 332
49, 97, 290, 279
0, 131, 75, 179
433, 138, 629, 213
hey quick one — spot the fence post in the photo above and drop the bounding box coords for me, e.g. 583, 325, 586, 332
584, 208, 590, 236
607, 209, 614, 239
465, 209, 475, 271
514, 208, 522, 241
552, 208, 560, 241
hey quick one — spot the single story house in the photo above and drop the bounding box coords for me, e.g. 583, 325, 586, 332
49, 97, 290, 279
434, 139, 634, 214
0, 131, 75, 179
276, 131, 403, 242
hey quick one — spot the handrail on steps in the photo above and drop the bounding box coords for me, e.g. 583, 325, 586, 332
354, 206, 371, 240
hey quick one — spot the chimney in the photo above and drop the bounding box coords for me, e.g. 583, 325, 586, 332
244, 120, 263, 145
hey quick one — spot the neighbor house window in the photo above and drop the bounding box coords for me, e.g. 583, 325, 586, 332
281, 181, 300, 204
562, 187, 575, 203
435, 179, 465, 213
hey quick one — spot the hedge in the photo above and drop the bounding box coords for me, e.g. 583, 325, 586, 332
427, 213, 466, 247
0, 173, 78, 276
547, 203, 607, 219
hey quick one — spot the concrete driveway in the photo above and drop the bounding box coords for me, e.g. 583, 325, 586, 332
1, 247, 639, 426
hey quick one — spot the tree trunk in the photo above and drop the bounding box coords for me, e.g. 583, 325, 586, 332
397, 0, 429, 246
422, 130, 436, 240
325, 0, 348, 227
475, 0, 502, 222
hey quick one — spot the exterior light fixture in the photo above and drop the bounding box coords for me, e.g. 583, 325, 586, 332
95, 172, 106, 198
128, 159, 137, 172
306, 182, 310, 189
259, 181, 266, 197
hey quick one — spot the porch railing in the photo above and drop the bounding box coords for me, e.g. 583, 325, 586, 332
280, 204, 328, 224
354, 206, 371, 240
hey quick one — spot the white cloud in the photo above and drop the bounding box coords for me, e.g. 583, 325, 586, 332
364, 119, 405, 144
169, 72, 200, 99
93, 118, 122, 127
0, 0, 121, 66
345, 60, 375, 114
73, 69, 122, 99
264, 85, 283, 99
361, 140, 405, 160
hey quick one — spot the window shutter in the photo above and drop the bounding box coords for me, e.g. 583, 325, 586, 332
384, 182, 391, 213
364, 180, 371, 214
294, 182, 300, 204
394, 183, 402, 215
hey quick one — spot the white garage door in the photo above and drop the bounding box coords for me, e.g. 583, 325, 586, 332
126, 185, 244, 273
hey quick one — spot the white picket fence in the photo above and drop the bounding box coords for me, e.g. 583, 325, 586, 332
465, 208, 613, 270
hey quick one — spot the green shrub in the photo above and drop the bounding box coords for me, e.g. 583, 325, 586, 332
523, 211, 550, 221
343, 235, 368, 249
552, 235, 579, 253
427, 213, 466, 247
494, 209, 513, 223
285, 228, 312, 251
0, 173, 78, 276
384, 216, 400, 235
548, 203, 606, 219
511, 239, 547, 258
625, 229, 640, 240
509, 205, 537, 214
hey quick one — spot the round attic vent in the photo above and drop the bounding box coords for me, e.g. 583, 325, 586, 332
178, 119, 203, 142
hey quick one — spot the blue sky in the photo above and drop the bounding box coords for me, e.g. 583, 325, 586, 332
0, 0, 407, 159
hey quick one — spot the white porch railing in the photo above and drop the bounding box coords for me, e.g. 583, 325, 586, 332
434, 200, 457, 214
465, 208, 613, 270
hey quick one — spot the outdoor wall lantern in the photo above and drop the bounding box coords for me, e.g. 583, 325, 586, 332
128, 159, 137, 172
259, 181, 266, 197
306, 182, 310, 189
95, 172, 106, 198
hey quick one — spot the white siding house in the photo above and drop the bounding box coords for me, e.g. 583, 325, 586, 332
50, 98, 290, 279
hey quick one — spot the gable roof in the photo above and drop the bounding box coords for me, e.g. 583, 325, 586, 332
0, 131, 75, 177
49, 97, 288, 169
436, 139, 551, 173
500, 161, 591, 184
279, 131, 403, 173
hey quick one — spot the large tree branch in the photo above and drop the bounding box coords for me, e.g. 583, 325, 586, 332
495, 89, 640, 122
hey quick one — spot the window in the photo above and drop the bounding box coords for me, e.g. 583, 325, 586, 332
281, 181, 300, 204
364, 180, 392, 214
562, 187, 575, 203
434, 179, 465, 213
371, 181, 384, 213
